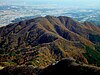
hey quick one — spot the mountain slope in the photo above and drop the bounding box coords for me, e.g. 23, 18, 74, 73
40, 58, 100, 75
1, 58, 100, 75
0, 16, 100, 67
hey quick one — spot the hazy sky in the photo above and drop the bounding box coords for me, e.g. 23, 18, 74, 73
0, 0, 100, 8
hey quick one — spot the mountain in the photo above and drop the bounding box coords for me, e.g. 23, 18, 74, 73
83, 22, 100, 33
0, 16, 100, 68
1, 58, 100, 75
40, 58, 100, 75
1, 5, 100, 27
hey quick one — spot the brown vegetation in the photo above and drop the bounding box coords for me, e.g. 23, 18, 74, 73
0, 16, 100, 67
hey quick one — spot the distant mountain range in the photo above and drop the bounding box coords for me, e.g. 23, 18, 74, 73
0, 16, 100, 69
0, 5, 100, 26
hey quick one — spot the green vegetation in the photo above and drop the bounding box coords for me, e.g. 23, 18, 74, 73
0, 62, 17, 67
0, 43, 8, 54
95, 45, 100, 52
0, 66, 4, 70
89, 34, 100, 43
83, 46, 100, 66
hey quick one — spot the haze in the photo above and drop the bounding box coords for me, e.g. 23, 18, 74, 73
0, 0, 100, 8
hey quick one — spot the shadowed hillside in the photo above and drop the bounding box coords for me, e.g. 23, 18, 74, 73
1, 58, 100, 75
40, 58, 100, 75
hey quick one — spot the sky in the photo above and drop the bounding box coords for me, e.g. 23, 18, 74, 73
0, 0, 100, 8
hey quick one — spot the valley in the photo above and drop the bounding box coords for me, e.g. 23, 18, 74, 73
0, 5, 100, 26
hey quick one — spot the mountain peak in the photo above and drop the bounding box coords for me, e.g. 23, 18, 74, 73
0, 16, 100, 68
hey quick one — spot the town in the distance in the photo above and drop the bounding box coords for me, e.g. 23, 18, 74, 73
0, 5, 100, 26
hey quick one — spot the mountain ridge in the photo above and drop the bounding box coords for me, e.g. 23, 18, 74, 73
0, 16, 100, 67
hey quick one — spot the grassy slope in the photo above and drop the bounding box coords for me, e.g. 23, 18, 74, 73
83, 46, 100, 66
